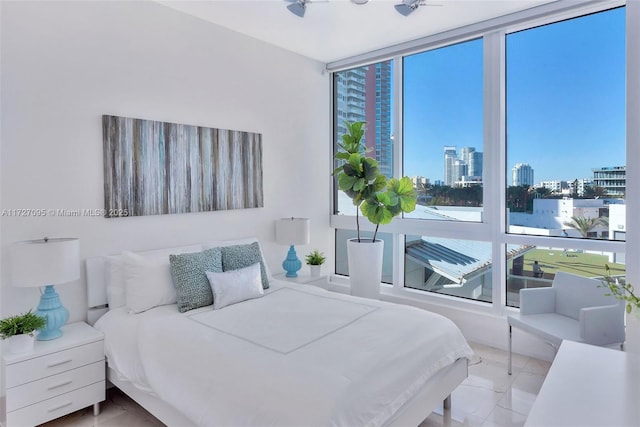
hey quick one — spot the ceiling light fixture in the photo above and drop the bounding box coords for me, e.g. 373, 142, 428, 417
287, 0, 307, 18
394, 0, 421, 16
351, 0, 369, 4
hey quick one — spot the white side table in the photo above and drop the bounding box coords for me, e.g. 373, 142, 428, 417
3, 322, 105, 427
274, 272, 328, 287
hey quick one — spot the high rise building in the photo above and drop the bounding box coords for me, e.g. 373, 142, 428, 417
335, 68, 366, 140
512, 163, 534, 187
444, 146, 457, 186
444, 146, 483, 186
365, 62, 393, 178
335, 62, 393, 178
468, 151, 483, 178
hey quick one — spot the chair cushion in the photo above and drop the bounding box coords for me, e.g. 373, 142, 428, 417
508, 313, 582, 347
553, 272, 613, 320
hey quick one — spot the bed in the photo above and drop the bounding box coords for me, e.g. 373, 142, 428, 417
86, 238, 473, 427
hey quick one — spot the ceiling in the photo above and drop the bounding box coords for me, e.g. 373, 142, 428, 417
159, 0, 555, 64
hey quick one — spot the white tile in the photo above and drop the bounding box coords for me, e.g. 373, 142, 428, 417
421, 410, 486, 427
481, 406, 528, 427
468, 342, 530, 370
466, 357, 519, 393
521, 357, 552, 376
510, 371, 546, 395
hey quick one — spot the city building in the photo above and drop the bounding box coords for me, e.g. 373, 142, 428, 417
365, 62, 393, 178
593, 166, 626, 196
538, 180, 568, 194
443, 146, 457, 186
334, 67, 366, 140
411, 176, 429, 188
335, 63, 393, 178
512, 163, 534, 187
444, 146, 483, 187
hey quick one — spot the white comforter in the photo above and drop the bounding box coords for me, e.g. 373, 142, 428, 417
96, 281, 473, 427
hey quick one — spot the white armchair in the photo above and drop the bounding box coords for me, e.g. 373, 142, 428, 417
507, 271, 625, 374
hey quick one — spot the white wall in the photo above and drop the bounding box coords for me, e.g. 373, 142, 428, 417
0, 1, 330, 321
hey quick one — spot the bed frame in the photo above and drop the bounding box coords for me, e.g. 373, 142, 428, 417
86, 255, 468, 426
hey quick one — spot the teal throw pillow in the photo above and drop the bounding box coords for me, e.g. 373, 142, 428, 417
221, 242, 269, 289
170, 247, 222, 312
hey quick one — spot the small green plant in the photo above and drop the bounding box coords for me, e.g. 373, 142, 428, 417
305, 249, 326, 266
602, 265, 639, 314
0, 310, 46, 339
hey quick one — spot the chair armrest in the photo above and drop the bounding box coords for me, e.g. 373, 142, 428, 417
520, 287, 556, 315
580, 304, 626, 345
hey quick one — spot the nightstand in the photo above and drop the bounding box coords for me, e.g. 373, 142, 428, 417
3, 322, 105, 427
274, 272, 328, 287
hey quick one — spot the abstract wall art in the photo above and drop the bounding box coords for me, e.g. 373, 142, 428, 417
102, 115, 263, 218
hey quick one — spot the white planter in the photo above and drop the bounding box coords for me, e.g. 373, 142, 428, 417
347, 238, 384, 299
309, 264, 322, 277
6, 333, 35, 354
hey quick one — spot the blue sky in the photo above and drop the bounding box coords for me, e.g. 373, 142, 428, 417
402, 7, 625, 184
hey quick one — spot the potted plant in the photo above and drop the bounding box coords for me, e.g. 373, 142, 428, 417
305, 249, 326, 277
333, 121, 417, 298
0, 310, 46, 354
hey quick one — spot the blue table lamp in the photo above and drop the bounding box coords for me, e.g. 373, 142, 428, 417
11, 237, 80, 340
275, 217, 310, 277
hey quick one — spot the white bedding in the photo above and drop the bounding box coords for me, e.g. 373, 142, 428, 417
95, 281, 473, 427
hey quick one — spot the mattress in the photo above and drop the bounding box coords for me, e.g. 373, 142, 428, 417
95, 280, 473, 426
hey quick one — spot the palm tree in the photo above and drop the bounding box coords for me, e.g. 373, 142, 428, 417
563, 216, 608, 238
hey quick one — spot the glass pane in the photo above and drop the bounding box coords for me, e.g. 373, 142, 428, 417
405, 236, 492, 303
403, 39, 483, 222
334, 60, 394, 215
335, 229, 393, 284
506, 245, 626, 307
506, 8, 625, 239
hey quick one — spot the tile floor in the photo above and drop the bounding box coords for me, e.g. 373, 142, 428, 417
40, 342, 550, 427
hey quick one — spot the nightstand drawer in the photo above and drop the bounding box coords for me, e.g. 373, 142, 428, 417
7, 360, 104, 412
6, 340, 103, 388
7, 380, 104, 427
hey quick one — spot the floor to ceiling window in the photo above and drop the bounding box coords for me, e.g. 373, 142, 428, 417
330, 3, 628, 312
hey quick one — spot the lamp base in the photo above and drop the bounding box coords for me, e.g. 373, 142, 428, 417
282, 245, 302, 278
36, 285, 69, 341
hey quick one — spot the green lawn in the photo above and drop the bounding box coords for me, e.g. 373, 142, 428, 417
521, 249, 625, 279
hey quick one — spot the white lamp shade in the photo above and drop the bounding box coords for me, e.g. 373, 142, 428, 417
11, 238, 80, 287
276, 218, 310, 246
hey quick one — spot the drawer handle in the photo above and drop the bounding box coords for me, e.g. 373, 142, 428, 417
48, 401, 73, 412
48, 379, 73, 390
47, 358, 73, 368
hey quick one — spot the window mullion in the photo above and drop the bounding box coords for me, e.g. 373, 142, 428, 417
483, 31, 506, 315
393, 56, 404, 289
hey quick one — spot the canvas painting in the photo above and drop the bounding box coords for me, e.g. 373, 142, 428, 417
102, 115, 263, 218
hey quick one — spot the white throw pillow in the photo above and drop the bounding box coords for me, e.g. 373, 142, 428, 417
206, 262, 264, 310
122, 251, 177, 313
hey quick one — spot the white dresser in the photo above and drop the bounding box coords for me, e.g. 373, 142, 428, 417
3, 322, 105, 427
525, 340, 640, 426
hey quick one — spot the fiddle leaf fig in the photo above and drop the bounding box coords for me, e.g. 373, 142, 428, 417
390, 177, 418, 212
334, 121, 417, 242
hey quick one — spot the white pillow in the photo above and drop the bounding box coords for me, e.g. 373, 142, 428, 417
122, 251, 177, 313
106, 256, 126, 309
202, 237, 273, 282
206, 262, 264, 310
105, 244, 202, 309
